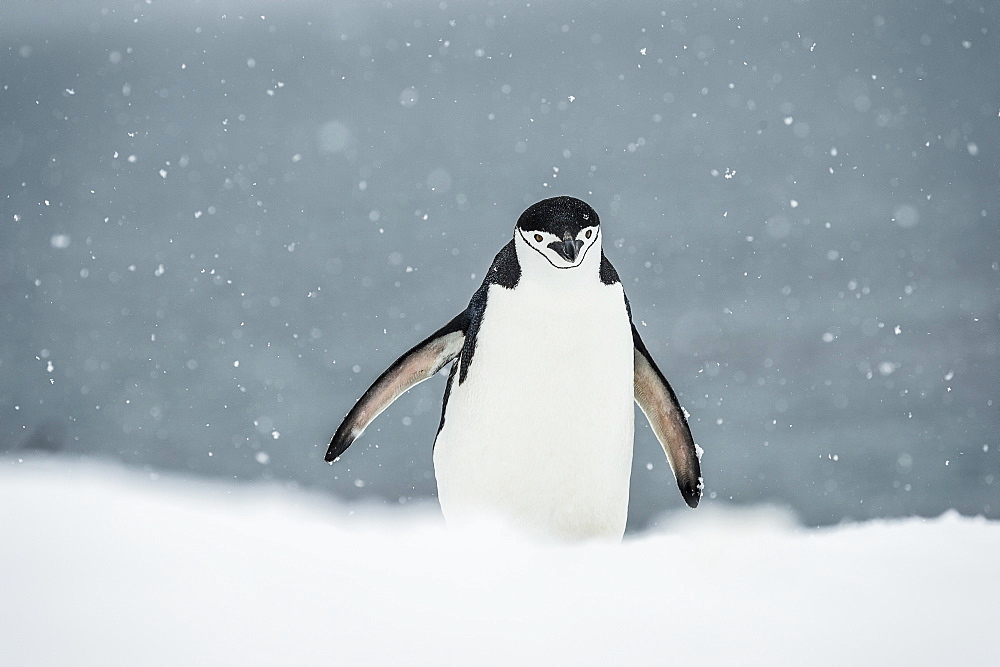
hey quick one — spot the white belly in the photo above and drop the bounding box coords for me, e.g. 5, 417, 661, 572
433, 281, 634, 541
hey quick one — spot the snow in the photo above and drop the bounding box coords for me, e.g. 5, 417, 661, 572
1, 460, 996, 666
1, 0, 997, 535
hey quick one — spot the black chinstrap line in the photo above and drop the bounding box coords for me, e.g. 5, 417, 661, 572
516, 227, 599, 270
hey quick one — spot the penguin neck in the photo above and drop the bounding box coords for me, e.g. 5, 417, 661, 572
513, 232, 603, 289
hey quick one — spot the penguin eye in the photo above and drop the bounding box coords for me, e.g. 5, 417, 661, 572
534, 234, 543, 243
585, 229, 592, 239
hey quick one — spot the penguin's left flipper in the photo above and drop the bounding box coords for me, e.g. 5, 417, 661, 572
326, 312, 467, 462
631, 324, 703, 508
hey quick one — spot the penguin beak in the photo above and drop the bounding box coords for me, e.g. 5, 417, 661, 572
549, 239, 584, 263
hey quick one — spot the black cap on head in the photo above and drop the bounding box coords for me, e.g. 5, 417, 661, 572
515, 196, 600, 237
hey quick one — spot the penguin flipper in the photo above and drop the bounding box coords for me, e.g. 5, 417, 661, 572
326, 312, 467, 462
631, 324, 703, 508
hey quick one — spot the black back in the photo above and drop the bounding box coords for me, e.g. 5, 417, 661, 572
458, 240, 520, 386
436, 239, 521, 436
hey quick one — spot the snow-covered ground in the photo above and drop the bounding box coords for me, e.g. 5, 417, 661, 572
1, 460, 995, 665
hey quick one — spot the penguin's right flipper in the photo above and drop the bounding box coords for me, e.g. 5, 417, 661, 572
326, 312, 467, 462
631, 324, 703, 508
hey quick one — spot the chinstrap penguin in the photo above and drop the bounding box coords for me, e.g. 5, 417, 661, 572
327, 196, 703, 540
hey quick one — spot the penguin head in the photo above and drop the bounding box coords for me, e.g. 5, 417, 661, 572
515, 196, 601, 270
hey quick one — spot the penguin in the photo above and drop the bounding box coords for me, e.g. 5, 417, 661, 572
326, 196, 702, 540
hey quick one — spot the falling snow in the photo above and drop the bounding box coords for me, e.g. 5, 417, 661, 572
0, 1, 995, 532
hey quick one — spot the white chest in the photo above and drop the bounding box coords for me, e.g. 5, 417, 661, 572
433, 279, 635, 540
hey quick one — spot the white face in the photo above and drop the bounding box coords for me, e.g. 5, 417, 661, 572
517, 225, 600, 269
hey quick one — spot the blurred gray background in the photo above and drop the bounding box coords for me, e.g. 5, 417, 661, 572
2, 0, 996, 531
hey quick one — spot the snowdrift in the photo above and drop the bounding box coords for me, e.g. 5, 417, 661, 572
1, 460, 995, 665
